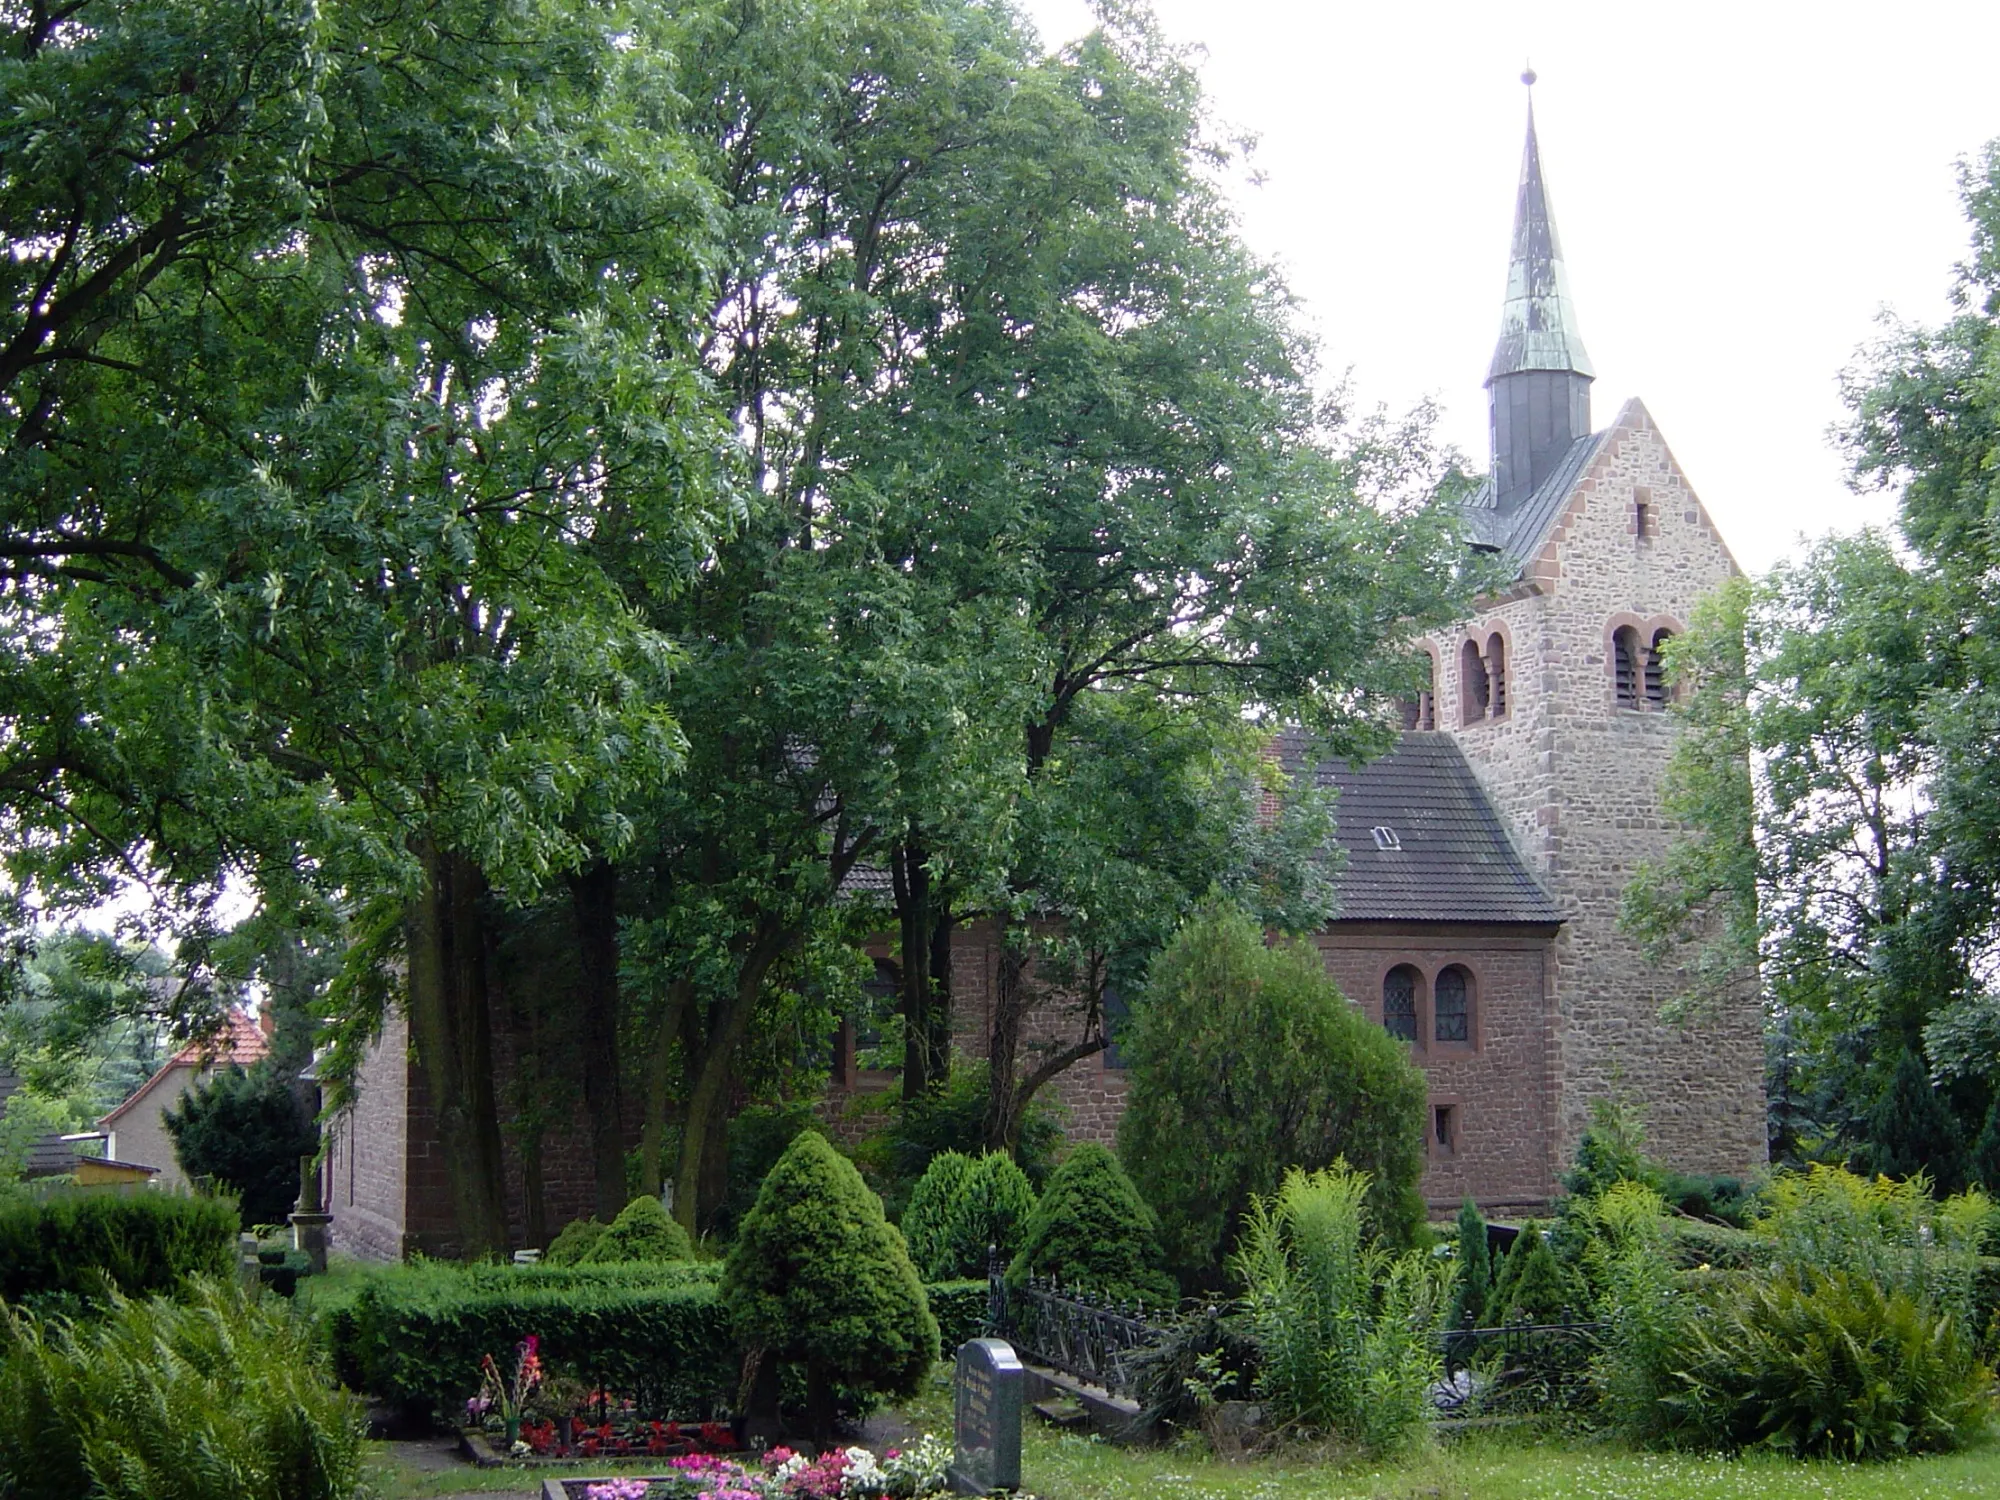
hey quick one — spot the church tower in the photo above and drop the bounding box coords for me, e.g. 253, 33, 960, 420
1415, 76, 1766, 1184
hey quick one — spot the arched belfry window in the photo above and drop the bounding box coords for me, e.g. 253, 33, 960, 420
1645, 629, 1674, 709
1401, 654, 1436, 731
1382, 965, 1419, 1043
1485, 633, 1507, 717
1613, 626, 1642, 709
1434, 965, 1471, 1044
1459, 640, 1489, 727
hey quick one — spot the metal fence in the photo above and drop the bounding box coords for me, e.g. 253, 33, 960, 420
1437, 1318, 1604, 1413
985, 1252, 1173, 1402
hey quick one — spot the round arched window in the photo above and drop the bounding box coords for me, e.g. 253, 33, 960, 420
1434, 965, 1471, 1044
1382, 965, 1419, 1042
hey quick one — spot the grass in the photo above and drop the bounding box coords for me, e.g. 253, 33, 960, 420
365, 1367, 2000, 1500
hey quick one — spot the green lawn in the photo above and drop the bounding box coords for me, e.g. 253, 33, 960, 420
365, 1370, 2000, 1500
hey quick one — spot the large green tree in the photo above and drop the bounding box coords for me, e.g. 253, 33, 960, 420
2, 0, 731, 1253
1627, 138, 2000, 1177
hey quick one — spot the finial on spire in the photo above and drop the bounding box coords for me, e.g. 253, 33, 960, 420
1521, 63, 1537, 88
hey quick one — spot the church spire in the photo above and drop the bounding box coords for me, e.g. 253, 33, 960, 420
1486, 70, 1595, 512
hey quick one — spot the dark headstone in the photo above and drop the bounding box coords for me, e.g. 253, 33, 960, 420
950, 1337, 1022, 1495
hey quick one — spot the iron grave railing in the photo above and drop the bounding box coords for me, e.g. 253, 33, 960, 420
985, 1250, 1172, 1403
1437, 1316, 1605, 1412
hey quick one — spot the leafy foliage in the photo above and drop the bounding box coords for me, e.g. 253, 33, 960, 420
1231, 1163, 1450, 1454
1593, 1172, 2000, 1458
867, 1062, 1065, 1203
581, 1196, 694, 1265
0, 1191, 235, 1302
721, 1132, 937, 1434
164, 1064, 316, 1227
1117, 906, 1428, 1284
0, 1278, 366, 1500
1006, 1142, 1175, 1307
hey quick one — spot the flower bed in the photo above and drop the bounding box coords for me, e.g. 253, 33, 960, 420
553, 1435, 953, 1499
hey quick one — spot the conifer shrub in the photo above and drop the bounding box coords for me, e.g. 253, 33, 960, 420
1451, 1198, 1492, 1329
721, 1131, 938, 1437
0, 1278, 367, 1500
904, 1150, 1037, 1281
1006, 1141, 1175, 1307
542, 1216, 608, 1266
900, 1151, 978, 1282
582, 1195, 694, 1264
1488, 1221, 1586, 1322
1117, 907, 1427, 1285
0, 1190, 236, 1303
163, 1063, 317, 1228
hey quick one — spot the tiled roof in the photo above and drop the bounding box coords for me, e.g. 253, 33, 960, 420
100, 1009, 269, 1126
1463, 427, 1608, 573
1281, 731, 1562, 926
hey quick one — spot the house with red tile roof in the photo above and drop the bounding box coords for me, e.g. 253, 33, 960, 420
98, 1009, 270, 1190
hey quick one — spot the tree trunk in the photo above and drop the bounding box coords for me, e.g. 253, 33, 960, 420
982, 933, 1029, 1154
404, 838, 510, 1258
927, 906, 954, 1085
672, 931, 785, 1234
571, 860, 628, 1221
638, 973, 694, 1198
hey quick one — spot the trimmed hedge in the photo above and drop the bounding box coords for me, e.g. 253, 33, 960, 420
1661, 1216, 1760, 1271
306, 1259, 991, 1419
306, 1260, 732, 1419
926, 1279, 988, 1355
0, 1191, 237, 1303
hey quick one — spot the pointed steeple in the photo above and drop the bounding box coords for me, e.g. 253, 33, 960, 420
1485, 71, 1595, 513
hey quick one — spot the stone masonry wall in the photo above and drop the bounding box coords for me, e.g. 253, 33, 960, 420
1314, 925, 1558, 1214
1422, 399, 1765, 1176
327, 1009, 410, 1263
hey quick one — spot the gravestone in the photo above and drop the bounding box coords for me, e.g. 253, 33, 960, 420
950, 1337, 1023, 1495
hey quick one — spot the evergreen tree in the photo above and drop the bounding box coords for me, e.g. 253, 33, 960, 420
1117, 907, 1428, 1286
1007, 1142, 1175, 1306
1451, 1198, 1492, 1330
164, 1065, 316, 1227
1869, 1048, 1965, 1192
1488, 1223, 1584, 1323
899, 1151, 978, 1282
945, 1152, 1037, 1279
721, 1132, 937, 1440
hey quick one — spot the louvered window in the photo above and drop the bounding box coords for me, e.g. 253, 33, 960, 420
1435, 966, 1470, 1043
1383, 966, 1418, 1042
1613, 626, 1641, 708
1645, 630, 1674, 709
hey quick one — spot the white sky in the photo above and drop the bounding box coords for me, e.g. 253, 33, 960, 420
1015, 0, 2000, 574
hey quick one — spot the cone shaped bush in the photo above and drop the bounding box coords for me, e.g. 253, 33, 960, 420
900, 1151, 978, 1282
722, 1131, 938, 1432
542, 1217, 608, 1266
583, 1195, 693, 1264
1007, 1142, 1174, 1306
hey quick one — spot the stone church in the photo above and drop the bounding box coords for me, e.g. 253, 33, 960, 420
323, 94, 1765, 1258
872, 91, 1768, 1216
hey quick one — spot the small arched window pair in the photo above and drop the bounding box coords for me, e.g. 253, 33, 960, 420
1381, 963, 1474, 1046
1460, 634, 1508, 725
1613, 626, 1674, 710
